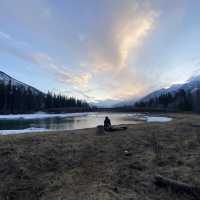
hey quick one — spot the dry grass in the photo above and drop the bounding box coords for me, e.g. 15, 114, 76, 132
0, 113, 200, 200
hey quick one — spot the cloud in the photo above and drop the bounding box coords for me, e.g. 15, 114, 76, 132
85, 1, 158, 73
79, 1, 159, 100
0, 31, 12, 40
55, 68, 92, 89
0, 0, 161, 101
116, 13, 156, 70
0, 30, 30, 49
0, 41, 92, 90
25, 52, 92, 89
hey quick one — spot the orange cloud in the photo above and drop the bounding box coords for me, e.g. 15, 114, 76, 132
87, 8, 157, 73
116, 12, 156, 70
82, 5, 159, 100
28, 52, 92, 89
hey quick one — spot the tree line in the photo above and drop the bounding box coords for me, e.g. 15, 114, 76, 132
0, 81, 90, 114
135, 89, 200, 112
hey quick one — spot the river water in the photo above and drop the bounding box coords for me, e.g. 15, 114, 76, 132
0, 112, 172, 135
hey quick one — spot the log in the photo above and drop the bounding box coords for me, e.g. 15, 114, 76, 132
96, 125, 105, 135
108, 126, 127, 132
190, 124, 200, 128
154, 175, 200, 198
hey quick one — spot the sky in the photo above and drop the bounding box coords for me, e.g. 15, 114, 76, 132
0, 0, 200, 103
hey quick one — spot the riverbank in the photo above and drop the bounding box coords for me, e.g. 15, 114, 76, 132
0, 113, 200, 200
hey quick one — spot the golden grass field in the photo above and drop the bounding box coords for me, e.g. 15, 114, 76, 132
0, 113, 200, 200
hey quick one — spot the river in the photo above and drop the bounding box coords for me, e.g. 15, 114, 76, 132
0, 112, 172, 135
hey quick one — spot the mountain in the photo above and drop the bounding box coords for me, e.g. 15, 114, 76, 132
90, 99, 122, 108
142, 84, 182, 102
113, 98, 138, 107
0, 71, 91, 114
91, 98, 139, 108
91, 73, 200, 108
0, 71, 42, 94
181, 74, 200, 91
140, 73, 200, 102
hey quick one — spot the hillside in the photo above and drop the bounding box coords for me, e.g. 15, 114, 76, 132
142, 84, 182, 102
134, 74, 200, 112
142, 74, 200, 102
0, 71, 90, 114
0, 71, 42, 95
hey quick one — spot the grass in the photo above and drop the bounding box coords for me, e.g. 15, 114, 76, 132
0, 113, 200, 199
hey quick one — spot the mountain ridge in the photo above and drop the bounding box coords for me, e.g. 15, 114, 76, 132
140, 73, 200, 103
0, 71, 43, 95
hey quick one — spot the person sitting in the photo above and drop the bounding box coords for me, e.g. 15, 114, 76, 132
104, 116, 112, 131
104, 116, 128, 132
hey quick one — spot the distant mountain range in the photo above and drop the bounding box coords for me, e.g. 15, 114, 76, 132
91, 98, 139, 108
2, 70, 200, 109
0, 71, 42, 95
90, 99, 121, 108
141, 74, 200, 102
92, 74, 200, 108
105, 73, 200, 108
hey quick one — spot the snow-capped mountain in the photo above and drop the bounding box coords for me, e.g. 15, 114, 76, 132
182, 74, 200, 91
141, 73, 200, 102
91, 73, 200, 108
142, 84, 182, 102
0, 71, 42, 94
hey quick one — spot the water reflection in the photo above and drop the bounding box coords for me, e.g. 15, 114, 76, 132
0, 112, 140, 131
0, 112, 172, 134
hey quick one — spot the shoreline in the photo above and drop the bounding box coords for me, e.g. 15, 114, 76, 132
0, 123, 141, 136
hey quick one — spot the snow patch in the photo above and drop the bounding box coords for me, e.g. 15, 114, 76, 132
0, 112, 89, 120
146, 116, 172, 122
0, 127, 50, 135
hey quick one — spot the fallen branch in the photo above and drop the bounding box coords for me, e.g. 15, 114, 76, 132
190, 124, 200, 128
154, 175, 200, 198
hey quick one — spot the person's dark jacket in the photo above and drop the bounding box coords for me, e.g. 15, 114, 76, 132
104, 117, 111, 130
